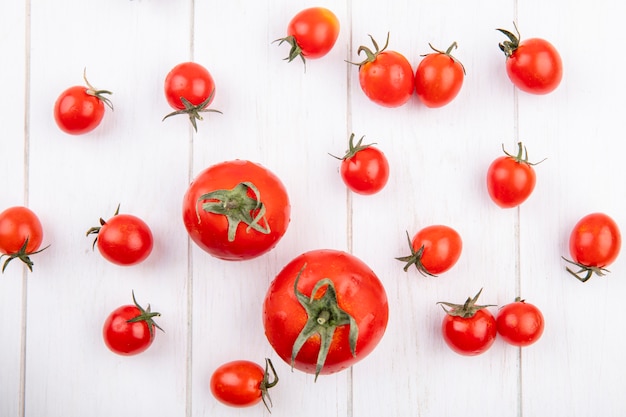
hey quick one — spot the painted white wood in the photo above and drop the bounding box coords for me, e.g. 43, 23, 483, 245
1, 0, 625, 416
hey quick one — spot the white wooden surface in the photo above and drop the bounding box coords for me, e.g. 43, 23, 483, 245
1, 1, 625, 416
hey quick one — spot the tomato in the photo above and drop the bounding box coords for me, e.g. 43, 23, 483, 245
563, 212, 621, 282
183, 160, 290, 261
53, 71, 113, 135
102, 292, 163, 356
415, 42, 465, 108
351, 33, 415, 107
486, 142, 543, 208
0, 206, 48, 272
496, 298, 544, 347
497, 25, 563, 95
163, 62, 221, 131
86, 205, 153, 266
396, 225, 462, 276
210, 358, 278, 412
275, 7, 340, 64
332, 133, 389, 195
263, 249, 389, 380
438, 289, 497, 356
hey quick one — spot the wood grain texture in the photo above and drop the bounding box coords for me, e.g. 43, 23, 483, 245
1, 1, 625, 416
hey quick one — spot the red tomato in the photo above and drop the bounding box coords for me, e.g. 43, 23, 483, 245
0, 206, 48, 272
563, 212, 622, 282
182, 160, 291, 261
102, 292, 163, 356
415, 42, 465, 108
438, 289, 497, 356
486, 142, 543, 208
496, 298, 544, 347
86, 205, 153, 266
210, 358, 278, 412
397, 225, 462, 276
275, 7, 340, 64
53, 71, 113, 135
163, 62, 221, 131
332, 133, 389, 195
263, 249, 389, 380
497, 25, 563, 94
352, 33, 415, 107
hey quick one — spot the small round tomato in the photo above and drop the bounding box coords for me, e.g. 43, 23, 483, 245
352, 33, 415, 108
263, 249, 389, 380
163, 62, 220, 131
563, 212, 621, 282
415, 42, 465, 108
210, 358, 278, 412
496, 298, 544, 347
397, 225, 462, 276
182, 160, 291, 261
0, 206, 48, 272
486, 142, 543, 208
102, 292, 163, 356
54, 71, 113, 135
497, 25, 563, 95
332, 133, 389, 195
87, 205, 153, 266
275, 7, 340, 64
438, 289, 497, 356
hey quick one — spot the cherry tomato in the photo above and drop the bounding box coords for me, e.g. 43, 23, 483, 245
53, 71, 113, 135
497, 25, 563, 95
86, 205, 153, 266
102, 292, 163, 356
263, 249, 389, 380
496, 298, 544, 347
352, 33, 415, 108
183, 160, 291, 261
332, 133, 389, 195
210, 358, 278, 412
415, 42, 465, 108
563, 212, 621, 282
275, 7, 340, 64
0, 206, 48, 272
163, 62, 221, 131
438, 289, 497, 356
397, 225, 462, 276
486, 142, 543, 208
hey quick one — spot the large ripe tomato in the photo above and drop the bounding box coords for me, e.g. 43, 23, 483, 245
54, 71, 113, 135
163, 61, 221, 131
396, 225, 462, 276
352, 33, 415, 108
102, 292, 163, 356
263, 249, 389, 380
415, 42, 465, 108
332, 133, 389, 195
86, 205, 153, 266
275, 7, 340, 64
438, 289, 497, 356
210, 358, 278, 412
0, 206, 48, 272
563, 212, 621, 282
497, 25, 563, 94
496, 298, 544, 347
486, 142, 543, 208
182, 160, 290, 261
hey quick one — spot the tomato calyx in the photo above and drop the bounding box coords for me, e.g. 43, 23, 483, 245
502, 141, 545, 166
396, 230, 437, 277
127, 290, 164, 338
561, 256, 610, 283
497, 22, 522, 58
424, 42, 466, 75
195, 182, 271, 242
259, 358, 279, 413
292, 264, 358, 381
86, 204, 120, 249
0, 237, 49, 273
162, 89, 222, 132
274, 35, 306, 65
329, 133, 375, 160
437, 289, 495, 318
83, 68, 114, 111
348, 32, 390, 67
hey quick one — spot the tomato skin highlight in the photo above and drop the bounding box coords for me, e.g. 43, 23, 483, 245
415, 44, 465, 108
164, 62, 215, 110
286, 7, 340, 59
441, 309, 497, 356
569, 213, 621, 269
210, 361, 265, 408
496, 300, 544, 347
54, 86, 106, 135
